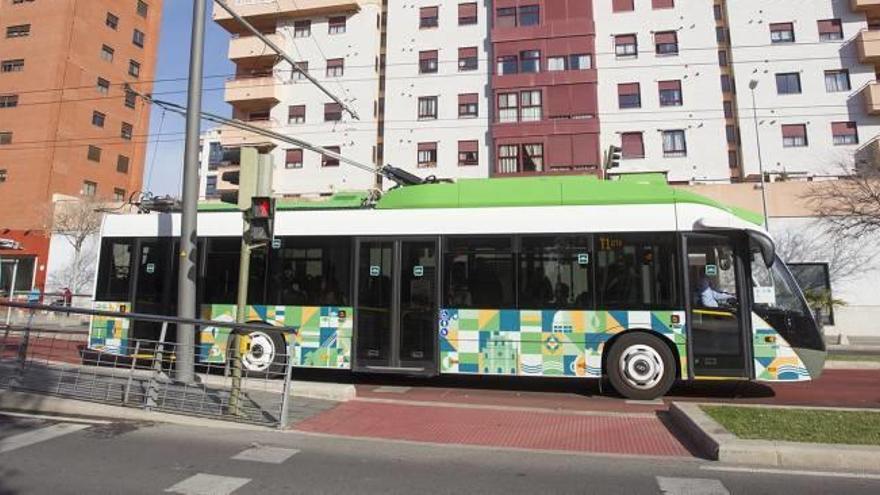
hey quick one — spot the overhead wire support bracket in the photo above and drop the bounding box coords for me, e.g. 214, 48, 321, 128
212, 0, 360, 121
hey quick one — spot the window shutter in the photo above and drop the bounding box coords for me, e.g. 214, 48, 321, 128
615, 34, 637, 45
618, 82, 640, 95
612, 0, 635, 12
286, 149, 302, 163
652, 0, 674, 8
289, 105, 305, 119
654, 31, 677, 44
621, 133, 644, 157
831, 121, 857, 135
770, 22, 793, 33
818, 19, 841, 35
417, 142, 437, 151
421, 6, 438, 18
458, 140, 478, 153
459, 46, 477, 58
781, 124, 806, 138
419, 50, 437, 61
459, 3, 477, 19
658, 80, 681, 91
459, 93, 478, 105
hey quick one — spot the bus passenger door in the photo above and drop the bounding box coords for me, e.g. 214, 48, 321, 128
354, 239, 439, 374
684, 233, 749, 378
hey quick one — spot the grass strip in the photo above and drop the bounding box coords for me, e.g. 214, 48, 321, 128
827, 354, 880, 362
701, 406, 880, 445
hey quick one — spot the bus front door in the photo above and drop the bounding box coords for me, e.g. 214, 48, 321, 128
685, 233, 750, 378
354, 239, 439, 374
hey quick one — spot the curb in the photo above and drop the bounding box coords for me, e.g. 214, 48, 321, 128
824, 360, 880, 370
669, 402, 880, 472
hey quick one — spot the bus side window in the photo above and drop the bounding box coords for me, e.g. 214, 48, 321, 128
444, 237, 515, 309
595, 233, 678, 310
518, 235, 592, 310
96, 238, 133, 301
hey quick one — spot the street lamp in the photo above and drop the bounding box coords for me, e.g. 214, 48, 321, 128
749, 79, 771, 229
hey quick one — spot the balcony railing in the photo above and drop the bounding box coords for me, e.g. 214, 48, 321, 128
856, 29, 880, 64
225, 76, 280, 107
214, 0, 360, 31
863, 81, 880, 115
228, 33, 284, 60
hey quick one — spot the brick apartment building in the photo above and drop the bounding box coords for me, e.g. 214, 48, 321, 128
0, 0, 162, 295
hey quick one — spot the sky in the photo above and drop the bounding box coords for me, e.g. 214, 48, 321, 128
143, 2, 234, 196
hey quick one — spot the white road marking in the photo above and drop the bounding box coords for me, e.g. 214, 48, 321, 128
231, 445, 299, 464
701, 465, 880, 480
0, 411, 111, 425
0, 423, 89, 455
657, 476, 729, 495
165, 474, 251, 495
373, 386, 412, 394
625, 399, 665, 406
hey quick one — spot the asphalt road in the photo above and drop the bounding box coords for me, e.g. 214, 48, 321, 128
1, 413, 878, 495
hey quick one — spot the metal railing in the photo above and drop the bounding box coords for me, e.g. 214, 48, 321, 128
0, 300, 296, 428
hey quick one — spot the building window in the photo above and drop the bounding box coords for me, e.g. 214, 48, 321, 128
117, 155, 129, 173
324, 103, 342, 122
612, 0, 635, 12
775, 73, 801, 94
293, 61, 308, 80
713, 4, 723, 20
662, 130, 686, 157
458, 47, 478, 71
100, 45, 115, 61
294, 20, 311, 38
137, 1, 149, 18
832, 121, 858, 145
132, 29, 145, 48
128, 60, 141, 78
3, 58, 27, 73
97, 78, 112, 96
0, 169, 6, 183
497, 55, 518, 75
285, 148, 303, 169
721, 74, 734, 93
417, 142, 438, 168
247, 110, 270, 122
205, 176, 218, 197
547, 56, 565, 71
326, 58, 344, 77
723, 100, 733, 118
518, 5, 540, 26
418, 96, 438, 120
92, 111, 106, 127
288, 105, 306, 124
621, 132, 644, 159
726, 125, 738, 144
322, 146, 340, 167
419, 50, 438, 74
618, 83, 641, 109
6, 24, 30, 38
124, 90, 137, 109
520, 90, 542, 121
519, 50, 541, 73
121, 122, 133, 140
718, 49, 728, 66
569, 54, 591, 70
654, 31, 678, 55
459, 3, 478, 25
728, 150, 738, 169
824, 70, 850, 92
658, 80, 682, 106
497, 144, 519, 173
716, 26, 728, 43
818, 19, 843, 41
615, 34, 637, 57
328, 16, 346, 34
87, 145, 102, 162
420, 6, 439, 29
781, 124, 808, 147
106, 12, 119, 30
522, 144, 543, 171
0, 132, 12, 145
498, 92, 518, 122
113, 188, 126, 202
770, 22, 795, 43
458, 93, 478, 118
82, 181, 97, 197
458, 140, 478, 166
0, 94, 19, 108
496, 7, 516, 28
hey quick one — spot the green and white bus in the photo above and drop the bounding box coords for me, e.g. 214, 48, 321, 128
90, 175, 825, 399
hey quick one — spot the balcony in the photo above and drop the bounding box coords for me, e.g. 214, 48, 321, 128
863, 82, 880, 115
857, 29, 880, 64
852, 0, 880, 14
218, 122, 277, 149
229, 33, 284, 61
213, 0, 360, 32
225, 76, 279, 109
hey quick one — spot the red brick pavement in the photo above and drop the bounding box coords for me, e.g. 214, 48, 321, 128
295, 400, 691, 457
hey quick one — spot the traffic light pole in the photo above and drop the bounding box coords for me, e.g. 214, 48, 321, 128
228, 230, 250, 416
175, 0, 207, 384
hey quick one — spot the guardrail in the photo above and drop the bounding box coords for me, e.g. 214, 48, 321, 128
0, 300, 296, 429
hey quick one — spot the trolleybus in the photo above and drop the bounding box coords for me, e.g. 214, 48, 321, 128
90, 175, 825, 399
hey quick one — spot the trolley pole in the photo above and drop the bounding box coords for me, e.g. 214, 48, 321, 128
176, 0, 207, 384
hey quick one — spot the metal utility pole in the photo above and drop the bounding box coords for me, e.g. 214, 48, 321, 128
176, 0, 208, 384
749, 79, 770, 230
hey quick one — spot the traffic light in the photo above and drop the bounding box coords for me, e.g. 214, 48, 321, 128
605, 145, 622, 171
218, 147, 259, 210
245, 196, 275, 244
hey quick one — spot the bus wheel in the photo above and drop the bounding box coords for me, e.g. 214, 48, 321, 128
240, 330, 286, 377
606, 333, 675, 400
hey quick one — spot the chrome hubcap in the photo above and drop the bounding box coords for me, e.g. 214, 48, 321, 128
241, 331, 275, 372
619, 344, 664, 390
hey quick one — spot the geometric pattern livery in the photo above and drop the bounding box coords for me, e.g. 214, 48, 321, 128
199, 304, 353, 369
752, 312, 812, 382
88, 301, 131, 355
439, 309, 688, 379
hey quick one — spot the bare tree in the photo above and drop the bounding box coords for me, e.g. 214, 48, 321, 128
808, 166, 880, 239
773, 224, 875, 286
49, 197, 104, 294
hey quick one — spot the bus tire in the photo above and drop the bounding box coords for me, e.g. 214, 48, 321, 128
239, 329, 287, 377
606, 332, 675, 400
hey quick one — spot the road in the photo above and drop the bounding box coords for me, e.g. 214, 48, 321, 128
1, 413, 878, 494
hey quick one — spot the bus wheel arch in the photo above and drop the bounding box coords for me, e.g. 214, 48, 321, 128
601, 330, 679, 400
234, 322, 288, 376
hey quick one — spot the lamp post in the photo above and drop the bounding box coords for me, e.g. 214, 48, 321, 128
749, 79, 770, 229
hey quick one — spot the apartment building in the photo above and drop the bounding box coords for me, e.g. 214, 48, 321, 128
199, 128, 223, 200
213, 0, 382, 196
0, 0, 162, 294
